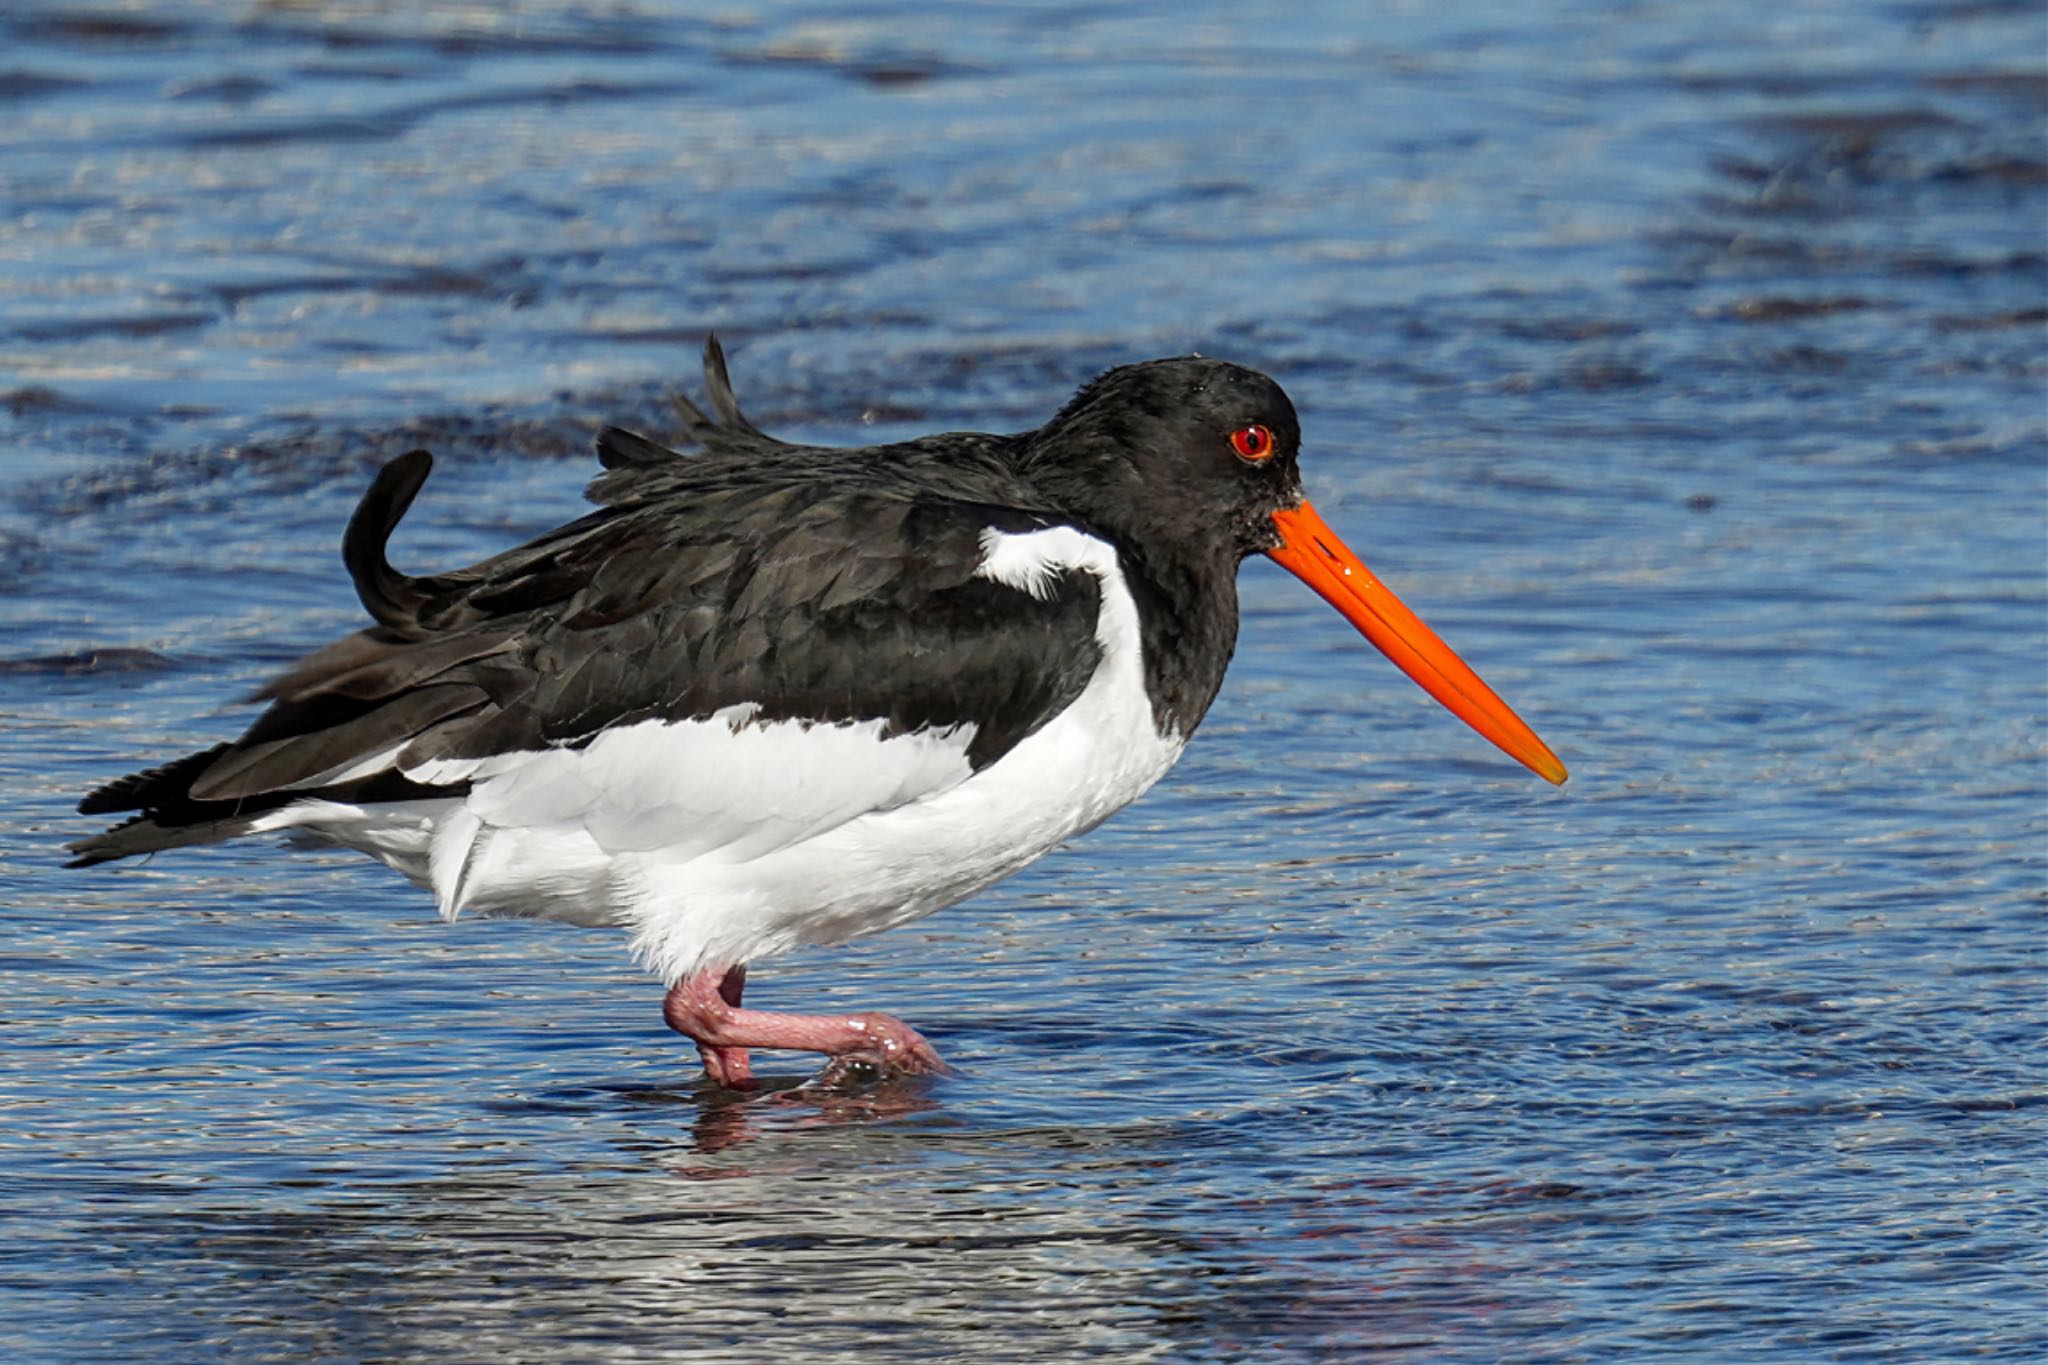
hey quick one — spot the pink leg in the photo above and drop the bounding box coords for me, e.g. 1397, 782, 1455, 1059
662, 963, 949, 1088
682, 964, 753, 1087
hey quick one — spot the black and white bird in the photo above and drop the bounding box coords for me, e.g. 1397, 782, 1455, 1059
69, 339, 1565, 1087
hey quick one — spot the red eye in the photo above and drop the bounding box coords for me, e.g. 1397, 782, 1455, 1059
1229, 424, 1276, 462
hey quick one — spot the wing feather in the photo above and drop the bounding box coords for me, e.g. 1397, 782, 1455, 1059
69, 340, 1107, 877
188, 683, 489, 800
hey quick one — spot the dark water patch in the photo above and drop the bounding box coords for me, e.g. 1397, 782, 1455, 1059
1889, 0, 2045, 27
1700, 100, 2046, 243
723, 39, 983, 89
1765, 343, 1856, 372
702, 256, 874, 285
1891, 247, 2047, 278
173, 110, 414, 149
1675, 69, 1922, 98
1751, 107, 1963, 142
1495, 316, 1643, 343
1498, 360, 1660, 393
1669, 234, 2048, 286
172, 76, 703, 151
1934, 305, 2048, 331
164, 72, 276, 104
1, 386, 93, 416
369, 265, 507, 300
8, 11, 192, 45
292, 58, 434, 84
205, 270, 423, 307
9, 312, 215, 343
0, 648, 181, 676
1923, 68, 2048, 102
1927, 154, 2048, 186
234, 12, 679, 61
0, 68, 90, 102
1703, 296, 1879, 322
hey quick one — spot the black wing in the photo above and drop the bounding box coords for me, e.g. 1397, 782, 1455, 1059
68, 454, 1102, 867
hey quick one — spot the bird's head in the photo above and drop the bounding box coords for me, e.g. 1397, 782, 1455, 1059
1026, 356, 1566, 785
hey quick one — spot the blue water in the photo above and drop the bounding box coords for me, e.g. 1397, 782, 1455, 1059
3, 1, 2043, 1360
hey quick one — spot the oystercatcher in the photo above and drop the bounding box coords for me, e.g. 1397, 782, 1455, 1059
69, 339, 1565, 1086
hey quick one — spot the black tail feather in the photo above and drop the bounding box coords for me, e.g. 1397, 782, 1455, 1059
77, 743, 232, 816
68, 752, 464, 868
69, 739, 281, 867
343, 449, 438, 637
65, 811, 267, 869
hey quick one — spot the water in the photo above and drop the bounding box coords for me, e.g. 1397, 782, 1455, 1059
3, 1, 2043, 1359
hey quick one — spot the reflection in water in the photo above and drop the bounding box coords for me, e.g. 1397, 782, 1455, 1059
670, 1072, 949, 1157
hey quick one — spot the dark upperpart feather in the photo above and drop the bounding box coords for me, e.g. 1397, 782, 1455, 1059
594, 425, 679, 471
594, 337, 761, 472
694, 332, 766, 439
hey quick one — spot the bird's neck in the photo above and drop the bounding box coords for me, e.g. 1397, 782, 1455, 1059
1115, 541, 1240, 740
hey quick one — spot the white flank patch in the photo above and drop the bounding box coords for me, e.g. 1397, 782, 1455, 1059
262, 522, 1188, 981
973, 523, 1102, 600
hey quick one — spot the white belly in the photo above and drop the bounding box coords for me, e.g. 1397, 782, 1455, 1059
619, 648, 1184, 981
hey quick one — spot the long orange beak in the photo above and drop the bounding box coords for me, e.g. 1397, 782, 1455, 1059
1268, 501, 1567, 785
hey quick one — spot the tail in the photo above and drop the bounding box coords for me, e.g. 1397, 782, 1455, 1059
66, 744, 262, 867
68, 452, 477, 868
66, 737, 461, 870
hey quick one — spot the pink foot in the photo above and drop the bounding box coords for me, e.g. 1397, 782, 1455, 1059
662, 964, 950, 1089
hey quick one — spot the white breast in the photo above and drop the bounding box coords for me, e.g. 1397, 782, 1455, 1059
259, 524, 1187, 982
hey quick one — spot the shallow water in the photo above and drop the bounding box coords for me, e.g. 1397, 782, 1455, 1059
3, 1, 2044, 1360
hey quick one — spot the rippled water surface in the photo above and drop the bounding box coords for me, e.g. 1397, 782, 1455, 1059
3, 1, 2043, 1360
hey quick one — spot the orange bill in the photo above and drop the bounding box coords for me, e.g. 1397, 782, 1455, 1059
1268, 501, 1567, 785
